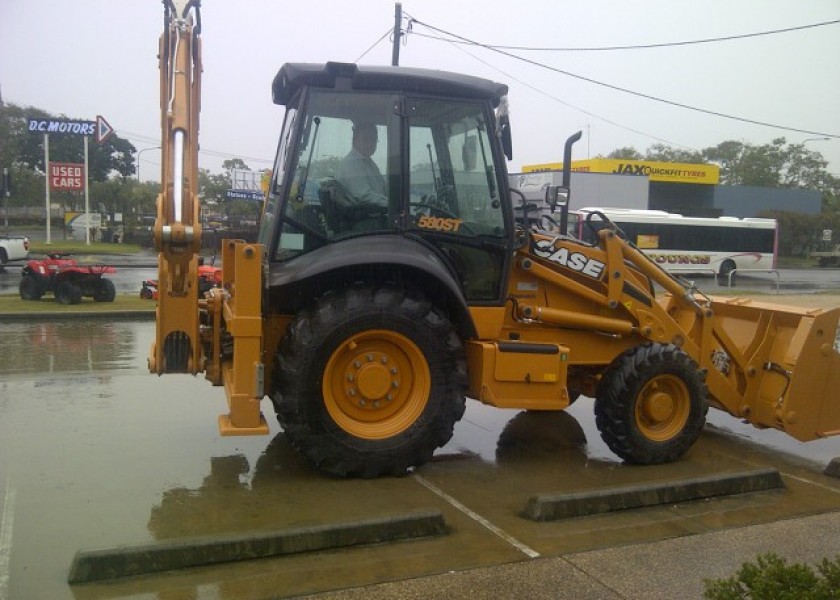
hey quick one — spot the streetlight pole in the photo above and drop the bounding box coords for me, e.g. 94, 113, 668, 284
136, 146, 161, 182
132, 146, 160, 242
802, 137, 830, 145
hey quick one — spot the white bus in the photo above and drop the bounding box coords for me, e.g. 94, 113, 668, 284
570, 208, 778, 277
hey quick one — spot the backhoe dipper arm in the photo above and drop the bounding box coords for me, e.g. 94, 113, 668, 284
149, 0, 204, 375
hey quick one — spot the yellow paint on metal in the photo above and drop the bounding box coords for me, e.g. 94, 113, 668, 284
634, 375, 691, 442
322, 329, 430, 440
217, 240, 268, 436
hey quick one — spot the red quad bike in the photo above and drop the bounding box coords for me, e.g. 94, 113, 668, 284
140, 260, 221, 300
19, 253, 117, 305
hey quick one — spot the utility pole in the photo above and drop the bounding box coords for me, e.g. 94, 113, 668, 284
391, 3, 402, 66
2, 167, 9, 233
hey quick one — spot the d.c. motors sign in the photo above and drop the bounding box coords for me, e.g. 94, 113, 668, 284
49, 162, 85, 191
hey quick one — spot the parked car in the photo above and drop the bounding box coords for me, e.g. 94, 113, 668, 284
0, 235, 30, 270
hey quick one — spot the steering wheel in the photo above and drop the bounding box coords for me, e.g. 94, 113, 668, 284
410, 198, 459, 219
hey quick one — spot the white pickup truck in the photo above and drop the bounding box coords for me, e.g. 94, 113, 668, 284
0, 235, 30, 269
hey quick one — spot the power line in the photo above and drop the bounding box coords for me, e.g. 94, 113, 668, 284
440, 32, 693, 150
410, 18, 840, 52
407, 18, 840, 139
355, 27, 394, 63
120, 130, 272, 165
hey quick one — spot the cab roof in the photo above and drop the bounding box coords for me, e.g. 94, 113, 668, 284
272, 62, 508, 108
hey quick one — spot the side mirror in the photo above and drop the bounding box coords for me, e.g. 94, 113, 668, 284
545, 185, 569, 213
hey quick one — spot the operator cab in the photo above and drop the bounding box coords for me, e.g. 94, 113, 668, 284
259, 62, 515, 305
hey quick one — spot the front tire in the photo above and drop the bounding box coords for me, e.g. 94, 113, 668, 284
272, 285, 467, 477
595, 343, 708, 464
19, 274, 45, 300
93, 278, 116, 302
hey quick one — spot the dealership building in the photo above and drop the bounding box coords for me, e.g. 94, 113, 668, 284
513, 158, 821, 218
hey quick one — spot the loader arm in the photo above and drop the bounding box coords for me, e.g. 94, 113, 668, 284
148, 0, 268, 435
518, 223, 840, 443
149, 0, 203, 375
601, 229, 840, 441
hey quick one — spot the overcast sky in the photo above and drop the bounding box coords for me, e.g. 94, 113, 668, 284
1, 0, 838, 182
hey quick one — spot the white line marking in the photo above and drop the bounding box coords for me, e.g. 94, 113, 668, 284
412, 473, 540, 558
782, 472, 840, 495
0, 476, 16, 600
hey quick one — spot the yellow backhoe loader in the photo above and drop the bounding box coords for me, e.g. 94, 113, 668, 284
150, 1, 840, 477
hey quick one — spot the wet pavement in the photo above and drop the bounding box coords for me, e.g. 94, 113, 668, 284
2, 317, 840, 598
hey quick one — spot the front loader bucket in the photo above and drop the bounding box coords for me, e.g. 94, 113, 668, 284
707, 298, 840, 442
778, 307, 840, 440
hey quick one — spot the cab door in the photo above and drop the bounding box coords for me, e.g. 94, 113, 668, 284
405, 97, 512, 303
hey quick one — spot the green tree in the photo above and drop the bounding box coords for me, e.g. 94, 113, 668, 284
222, 157, 249, 178
603, 146, 643, 160
645, 143, 703, 164
198, 168, 229, 204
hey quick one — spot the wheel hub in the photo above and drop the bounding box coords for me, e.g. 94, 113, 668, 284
635, 375, 691, 441
323, 329, 430, 439
642, 392, 675, 423
349, 354, 398, 405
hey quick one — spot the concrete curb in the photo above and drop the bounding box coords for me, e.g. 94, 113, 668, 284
521, 468, 784, 521
67, 509, 447, 584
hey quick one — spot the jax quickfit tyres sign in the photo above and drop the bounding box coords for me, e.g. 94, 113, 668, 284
522, 158, 720, 185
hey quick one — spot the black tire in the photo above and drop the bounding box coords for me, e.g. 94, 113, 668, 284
271, 284, 467, 478
19, 274, 45, 300
718, 259, 736, 280
93, 278, 116, 302
594, 343, 708, 464
55, 280, 82, 305
140, 287, 154, 300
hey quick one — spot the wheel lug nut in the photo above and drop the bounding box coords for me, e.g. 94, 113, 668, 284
381, 357, 388, 364
391, 381, 399, 389
367, 354, 374, 362
349, 389, 356, 396
353, 360, 361, 369
347, 374, 354, 382
390, 367, 397, 374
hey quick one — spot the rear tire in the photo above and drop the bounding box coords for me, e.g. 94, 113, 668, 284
718, 259, 736, 281
19, 274, 45, 300
271, 284, 467, 477
595, 343, 708, 464
93, 278, 116, 302
55, 280, 82, 305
